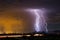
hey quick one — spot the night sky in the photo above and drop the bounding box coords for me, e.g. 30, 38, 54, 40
0, 0, 60, 33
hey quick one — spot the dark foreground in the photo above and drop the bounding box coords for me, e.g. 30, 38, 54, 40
0, 36, 60, 40
0, 37, 60, 40
0, 32, 60, 40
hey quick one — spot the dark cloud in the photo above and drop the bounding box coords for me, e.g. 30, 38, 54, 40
0, 0, 60, 33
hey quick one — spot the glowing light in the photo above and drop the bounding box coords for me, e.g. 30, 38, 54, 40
0, 16, 24, 34
34, 34, 39, 36
8, 35, 23, 37
25, 35, 31, 37
39, 34, 43, 36
26, 9, 48, 32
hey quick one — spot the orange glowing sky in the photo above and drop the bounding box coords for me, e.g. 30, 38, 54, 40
0, 9, 27, 34
0, 16, 25, 33
0, 8, 35, 34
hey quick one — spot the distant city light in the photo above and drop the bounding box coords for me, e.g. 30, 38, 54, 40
39, 34, 43, 36
25, 35, 31, 37
34, 34, 40, 36
8, 35, 23, 37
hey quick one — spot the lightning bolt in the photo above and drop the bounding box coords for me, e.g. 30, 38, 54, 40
33, 9, 48, 32
33, 10, 40, 32
26, 9, 48, 32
